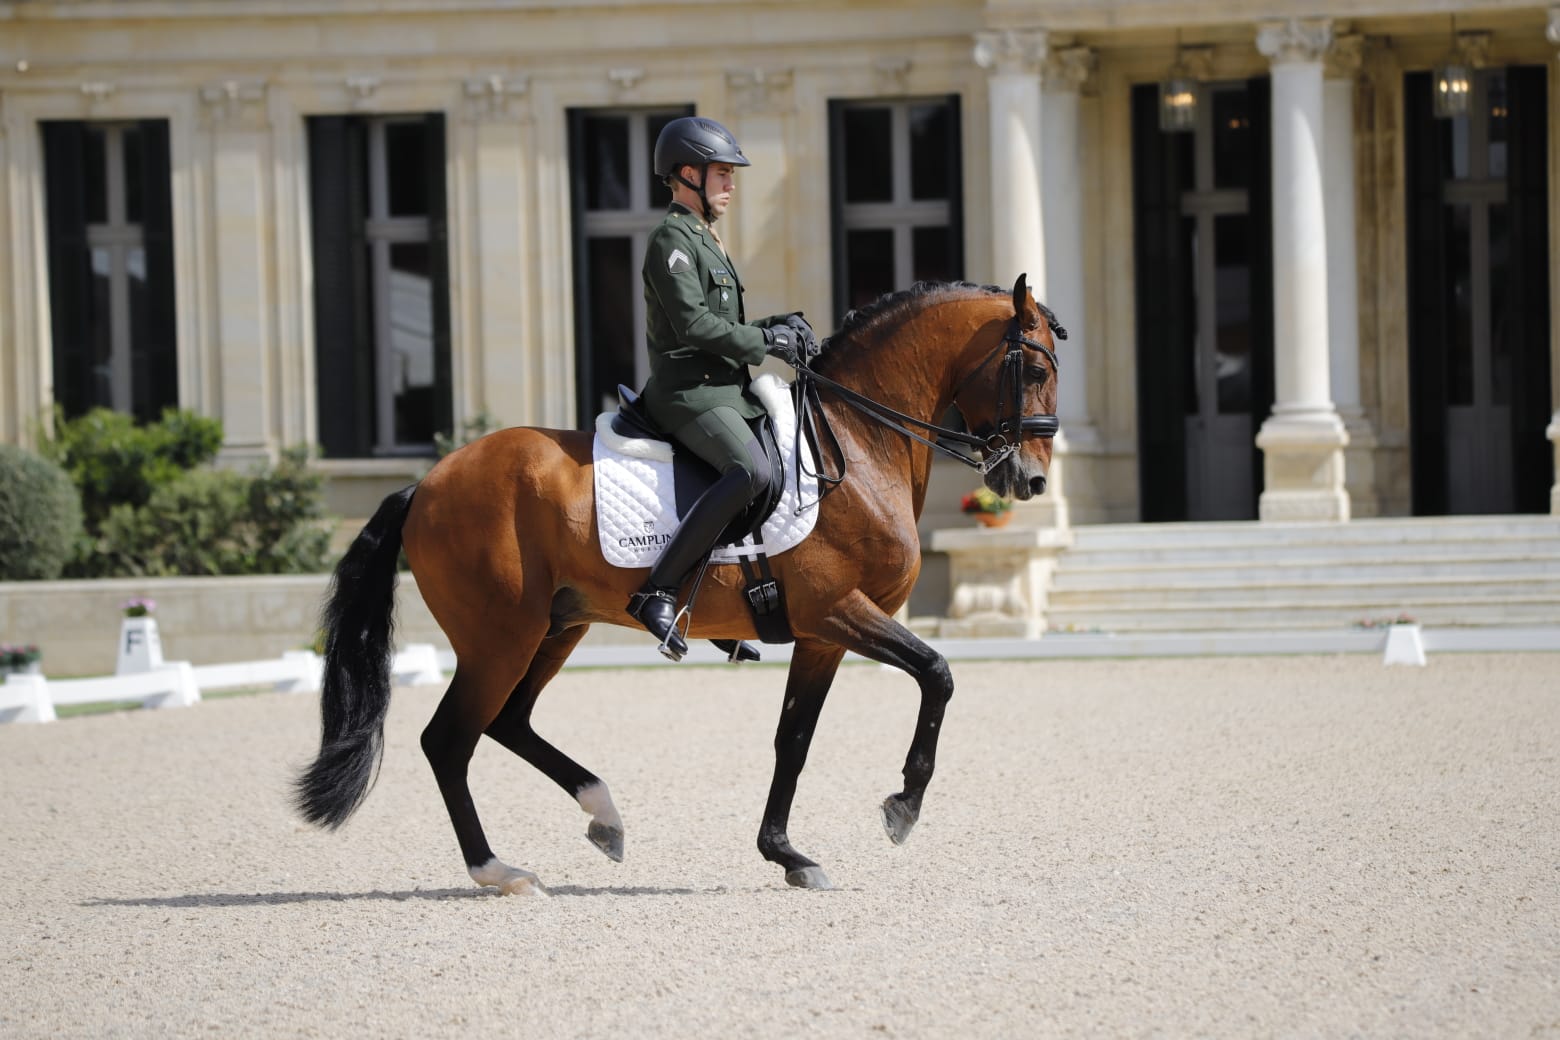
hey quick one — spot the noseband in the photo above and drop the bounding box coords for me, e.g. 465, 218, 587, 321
790, 316, 1062, 496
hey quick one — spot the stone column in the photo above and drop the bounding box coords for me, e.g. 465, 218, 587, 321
1324, 34, 1379, 516
461, 76, 533, 427
200, 81, 275, 466
974, 29, 1047, 290
1254, 18, 1350, 521
1043, 46, 1100, 460
975, 28, 1069, 527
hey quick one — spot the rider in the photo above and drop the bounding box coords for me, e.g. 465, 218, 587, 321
626, 115, 816, 658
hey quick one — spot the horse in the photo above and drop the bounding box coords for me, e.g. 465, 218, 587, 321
295, 273, 1063, 894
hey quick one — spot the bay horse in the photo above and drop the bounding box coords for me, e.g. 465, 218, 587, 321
296, 274, 1062, 894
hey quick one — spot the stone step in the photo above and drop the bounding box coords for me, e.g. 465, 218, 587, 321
1046, 598, 1560, 633
1049, 575, 1560, 608
1059, 536, 1560, 568
1065, 515, 1560, 552
1051, 555, 1560, 591
1034, 515, 1560, 635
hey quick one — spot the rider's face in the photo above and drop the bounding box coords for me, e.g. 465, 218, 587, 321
702, 163, 736, 218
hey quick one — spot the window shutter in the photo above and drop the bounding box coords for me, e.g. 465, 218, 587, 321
1505, 65, 1551, 514
41, 121, 94, 418
424, 112, 454, 445
1130, 84, 1193, 521
309, 116, 373, 457
136, 118, 178, 421
1403, 72, 1450, 515
944, 94, 965, 281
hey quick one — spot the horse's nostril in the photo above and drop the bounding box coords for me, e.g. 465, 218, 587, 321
1030, 474, 1047, 496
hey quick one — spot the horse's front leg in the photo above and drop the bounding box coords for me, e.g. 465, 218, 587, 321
759, 639, 847, 889
814, 590, 954, 847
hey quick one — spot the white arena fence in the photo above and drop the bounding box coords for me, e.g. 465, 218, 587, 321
0, 643, 444, 724
3, 625, 1556, 725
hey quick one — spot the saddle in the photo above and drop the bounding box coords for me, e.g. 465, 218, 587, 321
595, 375, 818, 650
611, 384, 785, 546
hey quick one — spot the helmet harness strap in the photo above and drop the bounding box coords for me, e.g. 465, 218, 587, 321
674, 165, 715, 224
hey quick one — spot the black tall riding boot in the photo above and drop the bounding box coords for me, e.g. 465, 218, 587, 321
627, 469, 752, 660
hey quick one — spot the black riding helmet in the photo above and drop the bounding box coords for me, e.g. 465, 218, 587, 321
654, 116, 749, 222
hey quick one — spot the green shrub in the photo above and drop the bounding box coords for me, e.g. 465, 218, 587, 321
41, 407, 222, 531
0, 444, 84, 580
90, 447, 332, 577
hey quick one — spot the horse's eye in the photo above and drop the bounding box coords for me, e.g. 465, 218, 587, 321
1025, 365, 1050, 385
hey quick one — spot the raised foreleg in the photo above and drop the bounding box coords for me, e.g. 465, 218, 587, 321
810, 590, 954, 847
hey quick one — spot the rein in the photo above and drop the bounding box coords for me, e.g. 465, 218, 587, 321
789, 319, 1062, 506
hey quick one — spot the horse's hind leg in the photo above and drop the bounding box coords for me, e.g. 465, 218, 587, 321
484, 626, 627, 863
421, 650, 548, 896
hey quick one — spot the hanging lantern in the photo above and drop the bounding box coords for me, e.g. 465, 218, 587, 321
1159, 60, 1198, 132
1433, 60, 1472, 119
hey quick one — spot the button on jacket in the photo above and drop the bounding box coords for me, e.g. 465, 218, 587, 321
640, 202, 785, 433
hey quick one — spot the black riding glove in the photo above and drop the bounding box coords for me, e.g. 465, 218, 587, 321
782, 313, 820, 360
763, 326, 801, 367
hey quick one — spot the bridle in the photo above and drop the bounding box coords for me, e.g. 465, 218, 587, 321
790, 314, 1064, 503
950, 323, 1062, 473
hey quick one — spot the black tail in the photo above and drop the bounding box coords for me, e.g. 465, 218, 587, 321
294, 485, 417, 830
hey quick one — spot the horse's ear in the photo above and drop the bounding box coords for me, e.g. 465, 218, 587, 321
1012, 273, 1041, 330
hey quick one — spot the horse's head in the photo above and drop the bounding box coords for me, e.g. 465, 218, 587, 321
952, 273, 1062, 501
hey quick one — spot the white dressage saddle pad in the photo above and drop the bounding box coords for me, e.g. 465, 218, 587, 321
593, 373, 819, 569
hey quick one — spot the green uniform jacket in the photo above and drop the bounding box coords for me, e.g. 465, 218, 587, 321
640, 203, 784, 432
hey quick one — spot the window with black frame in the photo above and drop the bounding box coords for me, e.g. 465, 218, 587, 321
828, 97, 963, 318
42, 120, 177, 421
307, 113, 451, 458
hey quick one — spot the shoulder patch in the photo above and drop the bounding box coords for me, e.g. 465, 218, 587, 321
667, 248, 692, 273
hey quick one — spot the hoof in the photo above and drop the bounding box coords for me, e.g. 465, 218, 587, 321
588, 820, 625, 863
784, 866, 835, 890
499, 874, 549, 897
470, 859, 550, 897
881, 795, 918, 846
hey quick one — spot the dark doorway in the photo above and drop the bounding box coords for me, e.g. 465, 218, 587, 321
1130, 80, 1275, 521
1405, 66, 1551, 515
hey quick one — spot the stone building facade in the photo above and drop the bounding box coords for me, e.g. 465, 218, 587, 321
2, 0, 1557, 549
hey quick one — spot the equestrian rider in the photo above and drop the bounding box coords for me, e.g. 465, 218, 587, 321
626, 115, 817, 658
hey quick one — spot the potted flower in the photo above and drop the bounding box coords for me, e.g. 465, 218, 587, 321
960, 486, 1014, 527
1, 643, 42, 677
122, 596, 156, 618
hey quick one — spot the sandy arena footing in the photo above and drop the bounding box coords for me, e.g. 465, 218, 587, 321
1, 654, 1556, 1038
